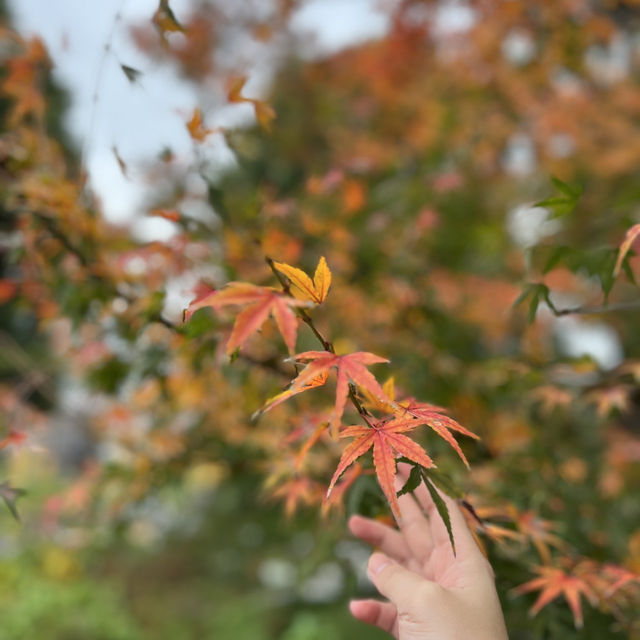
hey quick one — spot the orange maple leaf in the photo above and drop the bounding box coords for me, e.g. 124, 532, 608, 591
515, 510, 566, 564
270, 476, 323, 517
185, 282, 310, 354
399, 399, 480, 468
327, 416, 435, 520
149, 208, 181, 222
476, 504, 564, 563
613, 223, 640, 278
513, 565, 599, 629
257, 370, 329, 417
226, 75, 276, 132
294, 421, 328, 471
186, 108, 215, 142
290, 350, 392, 437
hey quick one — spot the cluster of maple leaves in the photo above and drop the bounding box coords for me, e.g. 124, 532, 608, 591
185, 257, 480, 524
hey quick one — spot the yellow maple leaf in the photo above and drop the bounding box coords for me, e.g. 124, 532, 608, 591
186, 108, 215, 142
360, 376, 396, 413
274, 256, 332, 304
226, 75, 276, 133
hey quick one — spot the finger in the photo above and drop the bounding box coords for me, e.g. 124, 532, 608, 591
397, 464, 479, 560
349, 599, 398, 637
394, 478, 433, 566
367, 552, 438, 615
349, 514, 412, 565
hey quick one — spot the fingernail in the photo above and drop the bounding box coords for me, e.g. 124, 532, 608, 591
368, 552, 390, 576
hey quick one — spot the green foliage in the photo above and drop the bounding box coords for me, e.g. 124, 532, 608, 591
0, 562, 143, 640
535, 177, 583, 219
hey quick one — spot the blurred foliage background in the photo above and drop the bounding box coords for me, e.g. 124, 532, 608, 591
1, 0, 640, 638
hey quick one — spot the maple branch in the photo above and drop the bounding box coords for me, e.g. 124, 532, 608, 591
548, 299, 640, 316
32, 211, 91, 269
265, 256, 371, 419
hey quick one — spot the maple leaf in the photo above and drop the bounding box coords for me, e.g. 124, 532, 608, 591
269, 476, 323, 517
273, 256, 332, 303
398, 399, 480, 468
112, 146, 128, 178
464, 502, 525, 546
0, 430, 26, 450
321, 462, 367, 517
586, 384, 632, 417
613, 223, 640, 278
530, 385, 574, 415
327, 416, 435, 520
477, 504, 564, 563
186, 108, 215, 142
120, 64, 142, 84
290, 350, 392, 437
255, 370, 329, 418
294, 421, 328, 470
513, 565, 599, 629
602, 564, 640, 597
184, 282, 310, 354
516, 511, 566, 563
152, 0, 185, 41
227, 75, 276, 133
359, 376, 397, 413
148, 208, 181, 222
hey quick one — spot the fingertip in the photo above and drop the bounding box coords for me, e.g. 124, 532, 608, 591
348, 600, 378, 626
348, 514, 366, 535
368, 551, 391, 576
349, 599, 365, 617
350, 599, 398, 634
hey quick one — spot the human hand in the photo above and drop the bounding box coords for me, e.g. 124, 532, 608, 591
348, 466, 509, 639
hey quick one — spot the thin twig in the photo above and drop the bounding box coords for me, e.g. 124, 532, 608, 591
550, 300, 640, 316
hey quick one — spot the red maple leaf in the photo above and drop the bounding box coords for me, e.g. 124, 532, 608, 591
0, 430, 26, 451
513, 564, 599, 628
289, 350, 392, 436
185, 282, 310, 354
399, 399, 479, 468
327, 416, 435, 520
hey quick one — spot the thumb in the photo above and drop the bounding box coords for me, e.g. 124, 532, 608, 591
367, 552, 439, 613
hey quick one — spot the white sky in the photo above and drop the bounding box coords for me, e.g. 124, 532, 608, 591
9, 0, 390, 231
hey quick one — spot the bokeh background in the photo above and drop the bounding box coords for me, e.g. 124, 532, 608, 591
1, 1, 640, 638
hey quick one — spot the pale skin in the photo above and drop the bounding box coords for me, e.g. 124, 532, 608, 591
348, 466, 509, 640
